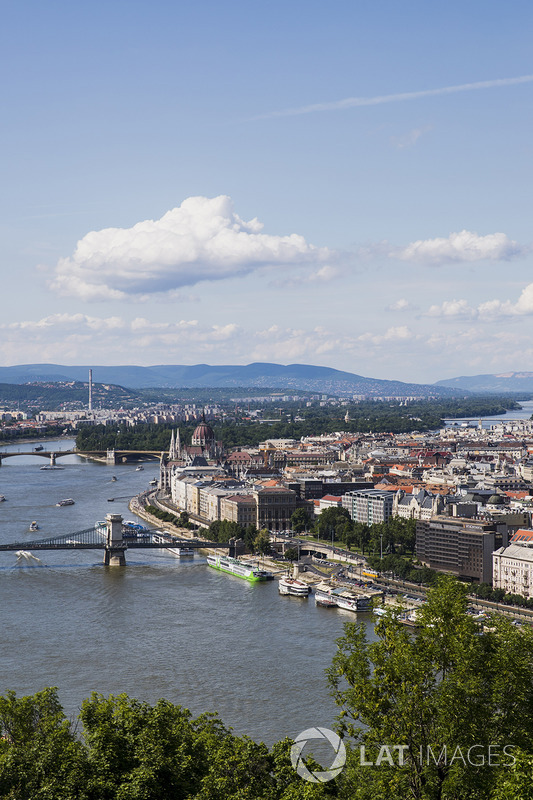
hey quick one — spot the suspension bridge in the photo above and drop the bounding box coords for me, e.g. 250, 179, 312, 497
0, 514, 231, 565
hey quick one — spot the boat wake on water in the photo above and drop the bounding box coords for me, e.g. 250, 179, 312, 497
14, 550, 43, 567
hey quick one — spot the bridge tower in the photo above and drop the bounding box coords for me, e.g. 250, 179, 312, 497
106, 449, 116, 465
50, 452, 56, 466
104, 513, 126, 565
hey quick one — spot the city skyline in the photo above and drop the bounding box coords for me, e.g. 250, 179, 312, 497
2, 1, 532, 383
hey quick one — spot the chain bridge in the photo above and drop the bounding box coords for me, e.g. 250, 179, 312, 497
0, 514, 230, 565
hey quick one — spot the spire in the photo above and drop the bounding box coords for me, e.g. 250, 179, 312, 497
169, 429, 176, 460
176, 429, 181, 459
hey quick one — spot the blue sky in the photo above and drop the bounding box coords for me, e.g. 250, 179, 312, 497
2, 0, 533, 384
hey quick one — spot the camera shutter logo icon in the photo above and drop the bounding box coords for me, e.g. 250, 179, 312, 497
290, 727, 346, 782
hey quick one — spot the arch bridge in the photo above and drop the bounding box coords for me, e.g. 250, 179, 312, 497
0, 449, 163, 466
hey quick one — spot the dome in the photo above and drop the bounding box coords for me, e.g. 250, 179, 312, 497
192, 420, 215, 447
488, 494, 506, 505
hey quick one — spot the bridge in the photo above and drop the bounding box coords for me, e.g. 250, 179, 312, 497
0, 449, 162, 466
0, 513, 231, 565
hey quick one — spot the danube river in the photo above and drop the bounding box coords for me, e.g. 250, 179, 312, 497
0, 439, 373, 746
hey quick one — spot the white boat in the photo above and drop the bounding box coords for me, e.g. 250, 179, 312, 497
0, 495, 5, 502
135, 466, 144, 471
56, 498, 75, 506
153, 532, 194, 556
314, 582, 373, 612
207, 554, 273, 582
29, 521, 39, 531
149, 479, 157, 486
278, 576, 310, 596
40, 465, 64, 470
335, 589, 373, 612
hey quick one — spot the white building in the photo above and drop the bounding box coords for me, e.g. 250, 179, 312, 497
493, 541, 533, 598
342, 489, 394, 525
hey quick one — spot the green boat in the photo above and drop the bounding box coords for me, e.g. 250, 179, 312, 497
207, 554, 273, 582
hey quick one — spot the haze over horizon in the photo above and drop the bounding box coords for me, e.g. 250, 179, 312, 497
2, 1, 532, 385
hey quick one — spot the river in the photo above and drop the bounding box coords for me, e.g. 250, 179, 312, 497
0, 439, 374, 746
444, 399, 533, 429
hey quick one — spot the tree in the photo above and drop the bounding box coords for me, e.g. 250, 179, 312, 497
178, 511, 190, 528
315, 507, 352, 543
254, 528, 271, 556
328, 576, 533, 800
0, 688, 89, 800
291, 508, 311, 533
285, 547, 299, 563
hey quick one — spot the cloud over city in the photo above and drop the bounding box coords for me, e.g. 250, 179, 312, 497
393, 230, 525, 265
427, 283, 533, 320
49, 196, 333, 301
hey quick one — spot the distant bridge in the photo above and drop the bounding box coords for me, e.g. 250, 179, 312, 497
0, 514, 230, 565
0, 449, 163, 466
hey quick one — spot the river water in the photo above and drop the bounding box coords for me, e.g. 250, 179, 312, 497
444, 399, 533, 429
0, 439, 374, 745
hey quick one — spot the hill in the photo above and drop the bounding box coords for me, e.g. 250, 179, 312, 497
435, 372, 533, 393
0, 362, 462, 397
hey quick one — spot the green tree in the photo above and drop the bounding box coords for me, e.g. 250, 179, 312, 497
254, 528, 271, 556
0, 687, 89, 800
285, 547, 299, 563
291, 508, 311, 533
328, 576, 533, 800
315, 507, 352, 543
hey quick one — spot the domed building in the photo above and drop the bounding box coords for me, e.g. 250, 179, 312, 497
159, 416, 224, 493
192, 419, 216, 452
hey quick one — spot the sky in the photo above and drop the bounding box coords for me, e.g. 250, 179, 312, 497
1, 0, 533, 385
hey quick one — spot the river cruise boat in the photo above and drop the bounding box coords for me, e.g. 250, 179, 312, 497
56, 498, 75, 506
207, 554, 273, 582
314, 582, 373, 611
153, 532, 194, 556
278, 576, 311, 596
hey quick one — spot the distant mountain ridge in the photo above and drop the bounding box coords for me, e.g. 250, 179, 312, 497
0, 362, 461, 397
436, 372, 533, 393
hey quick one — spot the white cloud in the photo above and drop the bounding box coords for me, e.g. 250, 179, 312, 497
270, 263, 341, 288
391, 125, 432, 149
357, 326, 414, 345
394, 230, 524, 265
386, 298, 413, 312
427, 299, 476, 319
0, 314, 245, 364
49, 196, 332, 301
427, 283, 533, 320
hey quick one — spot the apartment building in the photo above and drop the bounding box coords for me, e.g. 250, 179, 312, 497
342, 489, 394, 525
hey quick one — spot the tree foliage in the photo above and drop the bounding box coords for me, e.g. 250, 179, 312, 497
327, 575, 533, 800
0, 690, 336, 800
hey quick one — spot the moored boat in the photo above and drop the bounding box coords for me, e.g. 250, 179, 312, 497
278, 576, 311, 596
335, 589, 373, 612
314, 582, 373, 611
207, 554, 273, 582
152, 532, 194, 556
